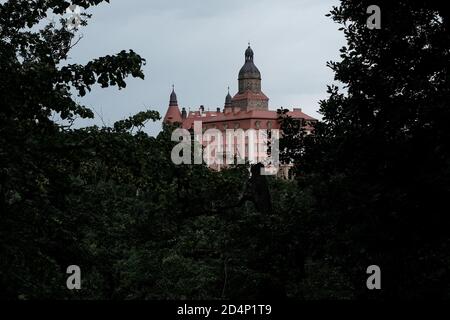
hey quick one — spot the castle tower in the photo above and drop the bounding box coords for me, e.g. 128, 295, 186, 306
231, 44, 269, 111
163, 85, 182, 124
224, 87, 233, 111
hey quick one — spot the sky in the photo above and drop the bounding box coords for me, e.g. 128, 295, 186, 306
67, 0, 346, 135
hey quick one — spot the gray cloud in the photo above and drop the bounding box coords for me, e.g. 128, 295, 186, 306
69, 0, 345, 135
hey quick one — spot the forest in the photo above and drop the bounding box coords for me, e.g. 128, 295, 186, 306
1, 0, 449, 300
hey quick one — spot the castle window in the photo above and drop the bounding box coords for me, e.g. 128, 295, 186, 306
255, 121, 261, 129
267, 121, 273, 130
223, 124, 228, 130
234, 123, 240, 129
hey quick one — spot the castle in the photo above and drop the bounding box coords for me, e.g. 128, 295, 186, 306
163, 45, 317, 178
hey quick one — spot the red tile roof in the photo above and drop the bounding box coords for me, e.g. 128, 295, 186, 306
232, 90, 269, 101
177, 109, 317, 129
163, 106, 182, 123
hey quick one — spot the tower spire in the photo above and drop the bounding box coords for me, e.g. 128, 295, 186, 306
169, 84, 178, 106
225, 86, 232, 108
245, 43, 254, 62
164, 85, 182, 123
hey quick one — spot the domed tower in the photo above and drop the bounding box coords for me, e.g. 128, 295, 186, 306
239, 45, 261, 92
232, 44, 269, 111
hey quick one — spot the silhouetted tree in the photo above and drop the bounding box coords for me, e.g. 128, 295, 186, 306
281, 0, 450, 299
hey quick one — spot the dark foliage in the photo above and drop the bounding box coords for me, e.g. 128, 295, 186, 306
1, 0, 449, 300
280, 0, 450, 299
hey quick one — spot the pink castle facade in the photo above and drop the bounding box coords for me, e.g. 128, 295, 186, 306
163, 45, 317, 178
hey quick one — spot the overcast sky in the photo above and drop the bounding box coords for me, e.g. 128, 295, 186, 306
68, 0, 346, 135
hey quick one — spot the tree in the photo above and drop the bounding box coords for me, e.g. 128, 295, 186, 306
0, 1, 308, 300
284, 0, 450, 299
0, 0, 151, 299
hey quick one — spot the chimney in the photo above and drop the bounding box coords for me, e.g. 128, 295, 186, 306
293, 108, 302, 112
181, 107, 187, 119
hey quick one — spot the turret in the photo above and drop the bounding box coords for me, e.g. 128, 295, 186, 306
231, 44, 269, 111
163, 85, 183, 124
